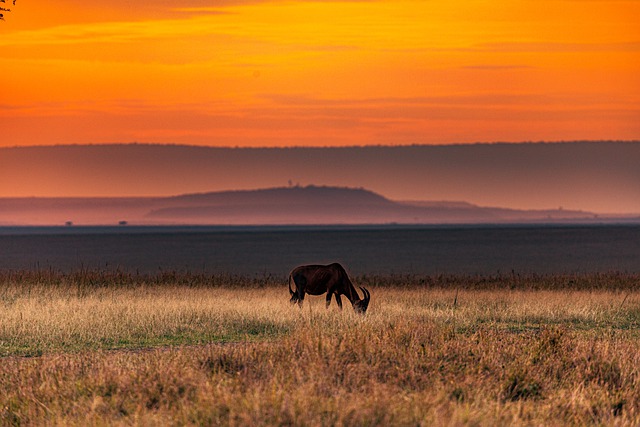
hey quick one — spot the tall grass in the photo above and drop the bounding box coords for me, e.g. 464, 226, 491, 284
1, 271, 639, 425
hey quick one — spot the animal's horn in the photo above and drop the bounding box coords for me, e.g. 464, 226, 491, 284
360, 286, 370, 303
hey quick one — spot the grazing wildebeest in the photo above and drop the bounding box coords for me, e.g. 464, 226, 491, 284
288, 263, 370, 314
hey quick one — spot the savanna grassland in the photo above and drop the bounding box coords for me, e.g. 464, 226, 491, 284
1, 271, 639, 426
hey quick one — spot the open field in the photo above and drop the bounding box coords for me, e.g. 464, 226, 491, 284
1, 271, 640, 425
2, 225, 640, 276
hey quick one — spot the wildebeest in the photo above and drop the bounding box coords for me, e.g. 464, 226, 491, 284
288, 263, 370, 314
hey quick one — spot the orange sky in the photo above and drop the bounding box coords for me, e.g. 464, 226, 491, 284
1, 0, 639, 147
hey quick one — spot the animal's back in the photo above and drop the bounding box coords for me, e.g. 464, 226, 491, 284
290, 263, 346, 295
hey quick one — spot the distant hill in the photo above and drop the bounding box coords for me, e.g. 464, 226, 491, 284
1, 141, 639, 214
0, 185, 603, 226
149, 186, 397, 224
165, 185, 390, 207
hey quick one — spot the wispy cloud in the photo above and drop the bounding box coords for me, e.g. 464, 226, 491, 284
461, 65, 535, 70
474, 41, 640, 53
0, 16, 226, 46
262, 92, 620, 108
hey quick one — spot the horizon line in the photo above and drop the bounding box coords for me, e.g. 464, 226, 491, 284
4, 139, 640, 150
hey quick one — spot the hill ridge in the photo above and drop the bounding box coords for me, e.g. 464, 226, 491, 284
2, 142, 639, 214
166, 185, 392, 206
0, 184, 605, 226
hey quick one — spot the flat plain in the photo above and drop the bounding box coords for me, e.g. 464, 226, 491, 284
2, 225, 640, 275
1, 271, 639, 426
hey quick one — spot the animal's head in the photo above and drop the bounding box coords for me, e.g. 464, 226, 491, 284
353, 287, 371, 314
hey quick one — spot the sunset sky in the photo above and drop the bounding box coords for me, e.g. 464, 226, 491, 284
1, 0, 639, 147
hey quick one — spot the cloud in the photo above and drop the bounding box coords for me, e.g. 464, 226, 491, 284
461, 65, 535, 70
262, 93, 592, 108
0, 15, 232, 47
385, 41, 640, 54
110, 0, 381, 14
473, 41, 640, 53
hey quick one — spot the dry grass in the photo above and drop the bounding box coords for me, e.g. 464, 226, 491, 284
1, 271, 639, 425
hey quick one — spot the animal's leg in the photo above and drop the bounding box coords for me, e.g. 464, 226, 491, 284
297, 292, 305, 309
326, 292, 332, 309
335, 294, 343, 310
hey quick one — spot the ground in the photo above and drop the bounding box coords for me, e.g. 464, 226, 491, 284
1, 271, 639, 425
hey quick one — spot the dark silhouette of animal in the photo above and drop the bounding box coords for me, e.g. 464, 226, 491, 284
288, 263, 370, 314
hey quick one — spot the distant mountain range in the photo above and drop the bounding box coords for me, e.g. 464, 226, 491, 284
2, 142, 639, 215
0, 185, 621, 226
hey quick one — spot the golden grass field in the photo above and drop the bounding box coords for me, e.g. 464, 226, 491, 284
1, 271, 639, 426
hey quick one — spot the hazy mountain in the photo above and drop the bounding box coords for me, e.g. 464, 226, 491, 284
0, 185, 602, 226
1, 141, 639, 214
